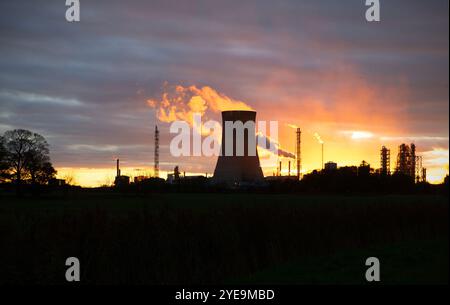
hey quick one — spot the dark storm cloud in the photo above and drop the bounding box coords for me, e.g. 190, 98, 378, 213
0, 0, 448, 170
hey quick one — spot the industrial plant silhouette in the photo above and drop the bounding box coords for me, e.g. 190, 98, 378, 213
108, 110, 435, 194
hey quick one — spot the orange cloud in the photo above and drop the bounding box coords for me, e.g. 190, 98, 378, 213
147, 84, 253, 125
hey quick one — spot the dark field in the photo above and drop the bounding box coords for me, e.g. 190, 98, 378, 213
0, 193, 448, 284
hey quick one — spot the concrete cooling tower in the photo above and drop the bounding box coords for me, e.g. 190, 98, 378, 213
213, 110, 264, 185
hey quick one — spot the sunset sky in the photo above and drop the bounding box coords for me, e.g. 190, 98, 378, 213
0, 0, 448, 186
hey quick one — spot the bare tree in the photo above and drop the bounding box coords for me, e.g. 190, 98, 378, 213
63, 170, 76, 185
3, 129, 55, 185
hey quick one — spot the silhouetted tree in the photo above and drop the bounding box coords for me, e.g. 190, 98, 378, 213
0, 135, 9, 182
24, 147, 56, 184
3, 129, 55, 186
63, 170, 75, 185
35, 161, 57, 184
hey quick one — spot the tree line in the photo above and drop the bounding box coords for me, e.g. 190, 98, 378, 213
0, 129, 56, 185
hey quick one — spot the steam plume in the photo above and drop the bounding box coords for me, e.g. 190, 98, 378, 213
314, 132, 324, 144
257, 133, 295, 159
285, 123, 299, 129
147, 84, 253, 125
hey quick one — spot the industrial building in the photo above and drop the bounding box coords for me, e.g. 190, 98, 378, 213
114, 158, 130, 187
324, 161, 337, 171
265, 160, 299, 181
358, 160, 371, 176
134, 176, 147, 184
212, 110, 264, 185
48, 178, 66, 187
395, 143, 426, 182
380, 146, 391, 175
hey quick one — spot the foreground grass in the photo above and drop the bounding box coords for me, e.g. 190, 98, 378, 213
0, 192, 448, 284
235, 238, 448, 284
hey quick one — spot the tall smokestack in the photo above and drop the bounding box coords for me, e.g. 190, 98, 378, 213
154, 125, 159, 178
213, 111, 264, 184
296, 128, 301, 179
116, 158, 120, 177
288, 161, 291, 176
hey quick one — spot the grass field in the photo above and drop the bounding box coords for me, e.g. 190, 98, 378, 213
237, 238, 448, 284
0, 192, 448, 284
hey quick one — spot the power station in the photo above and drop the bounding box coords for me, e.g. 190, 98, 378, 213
212, 110, 264, 185
113, 109, 430, 187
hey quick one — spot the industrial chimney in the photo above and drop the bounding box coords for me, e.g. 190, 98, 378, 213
213, 110, 264, 185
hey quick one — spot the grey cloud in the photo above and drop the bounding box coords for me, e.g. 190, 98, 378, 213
0, 0, 448, 171
0, 90, 84, 106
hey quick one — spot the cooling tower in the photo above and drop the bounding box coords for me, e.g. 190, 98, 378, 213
213, 110, 264, 185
